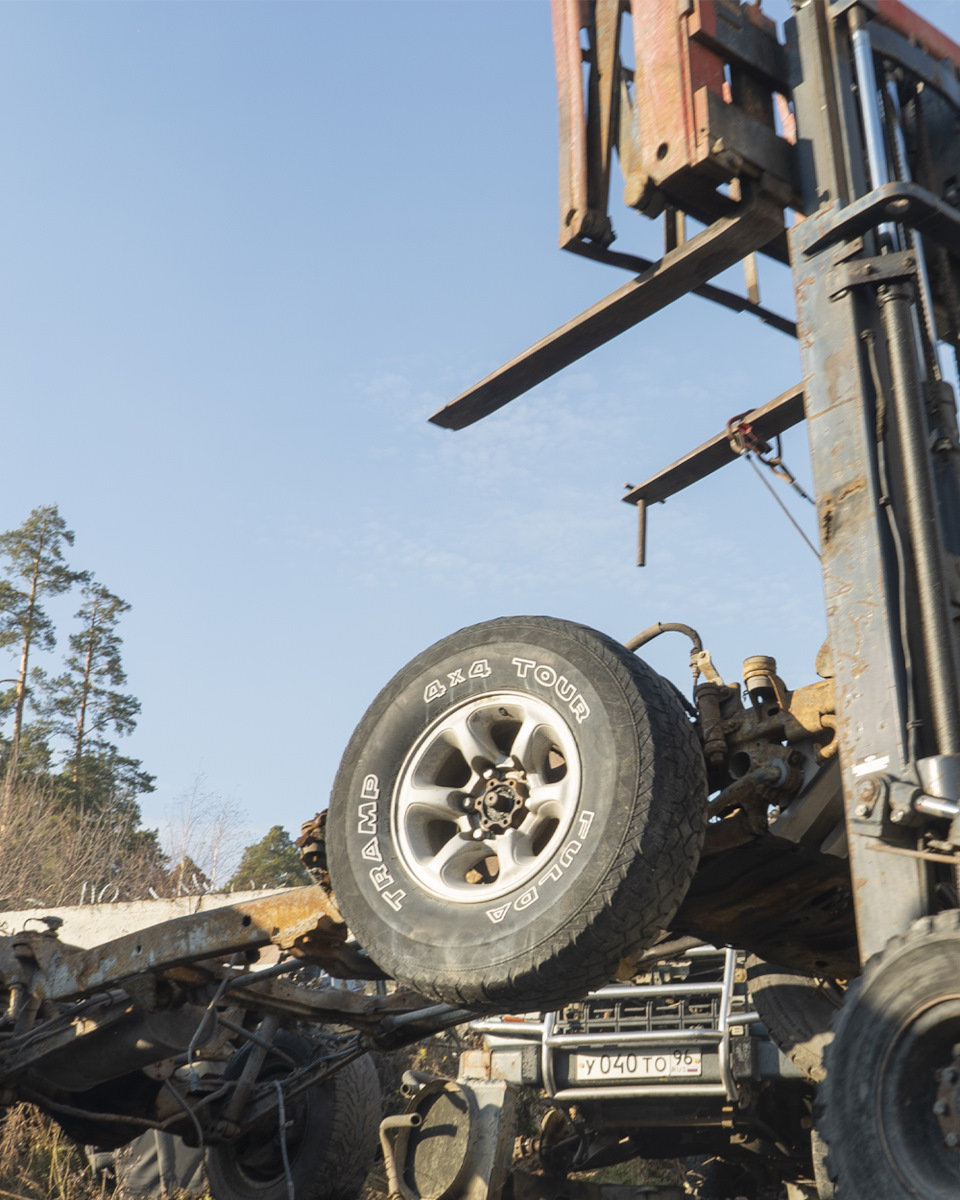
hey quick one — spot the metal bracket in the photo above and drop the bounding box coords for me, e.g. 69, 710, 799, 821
799, 182, 960, 258
827, 250, 919, 300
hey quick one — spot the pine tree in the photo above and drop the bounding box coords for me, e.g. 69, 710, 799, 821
168, 854, 212, 896
0, 506, 86, 787
41, 581, 150, 813
228, 826, 310, 890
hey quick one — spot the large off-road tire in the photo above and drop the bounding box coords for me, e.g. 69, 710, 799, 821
745, 957, 843, 1083
816, 909, 960, 1198
206, 1034, 381, 1200
326, 615, 707, 1012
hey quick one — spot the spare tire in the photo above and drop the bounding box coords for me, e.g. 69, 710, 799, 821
326, 615, 707, 1011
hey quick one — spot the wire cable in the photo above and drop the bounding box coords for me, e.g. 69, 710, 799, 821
745, 454, 821, 560
274, 1081, 296, 1200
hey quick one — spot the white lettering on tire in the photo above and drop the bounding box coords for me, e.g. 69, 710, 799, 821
425, 659, 492, 703
488, 819, 594, 922
357, 785, 404, 909
559, 839, 582, 868
511, 657, 591, 723
556, 675, 576, 703
369, 863, 394, 891
383, 888, 406, 911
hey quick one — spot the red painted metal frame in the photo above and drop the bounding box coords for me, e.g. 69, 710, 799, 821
874, 0, 960, 70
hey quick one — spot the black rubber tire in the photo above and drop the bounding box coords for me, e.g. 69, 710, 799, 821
327, 615, 707, 1012
816, 909, 960, 1198
206, 1034, 381, 1200
745, 957, 843, 1083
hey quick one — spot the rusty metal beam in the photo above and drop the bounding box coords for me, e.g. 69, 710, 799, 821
429, 194, 785, 430
621, 384, 805, 510
35, 886, 347, 1003
566, 241, 797, 336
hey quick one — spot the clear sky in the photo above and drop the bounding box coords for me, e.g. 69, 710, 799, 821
2, 0, 959, 864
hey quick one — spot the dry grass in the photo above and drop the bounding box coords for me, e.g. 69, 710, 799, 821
0, 1106, 213, 1200
0, 1105, 98, 1200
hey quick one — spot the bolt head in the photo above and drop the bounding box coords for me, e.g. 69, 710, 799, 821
943, 1068, 958, 1084
891, 809, 904, 823
855, 803, 869, 818
945, 1132, 959, 1148
934, 1099, 949, 1116
856, 777, 880, 801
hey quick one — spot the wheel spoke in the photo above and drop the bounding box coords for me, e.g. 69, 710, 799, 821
425, 832, 484, 887
509, 716, 544, 771
491, 827, 539, 887
444, 709, 504, 770
525, 783, 572, 818
398, 782, 466, 822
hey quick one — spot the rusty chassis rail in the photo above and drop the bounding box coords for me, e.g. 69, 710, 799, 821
0, 885, 476, 1146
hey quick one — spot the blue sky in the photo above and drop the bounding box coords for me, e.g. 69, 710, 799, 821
2, 0, 959, 866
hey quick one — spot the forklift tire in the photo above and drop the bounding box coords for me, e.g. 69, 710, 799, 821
745, 957, 843, 1082
206, 1035, 381, 1200
326, 615, 707, 1012
816, 909, 960, 1198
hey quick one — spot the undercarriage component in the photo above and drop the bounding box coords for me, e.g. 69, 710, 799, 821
380, 1078, 517, 1200
745, 959, 843, 1084
674, 836, 857, 980
205, 1030, 381, 1200
0, 883, 484, 1158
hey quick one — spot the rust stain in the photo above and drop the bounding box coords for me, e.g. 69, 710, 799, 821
837, 476, 866, 504
819, 495, 835, 544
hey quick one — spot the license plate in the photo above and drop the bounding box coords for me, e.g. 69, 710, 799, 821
573, 1049, 702, 1081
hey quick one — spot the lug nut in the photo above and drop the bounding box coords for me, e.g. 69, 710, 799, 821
945, 1132, 959, 1148
934, 1099, 949, 1115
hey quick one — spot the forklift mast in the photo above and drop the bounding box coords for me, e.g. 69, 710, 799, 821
431, 0, 960, 966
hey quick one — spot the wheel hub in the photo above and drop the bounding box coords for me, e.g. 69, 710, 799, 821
933, 1047, 960, 1149
474, 760, 529, 832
